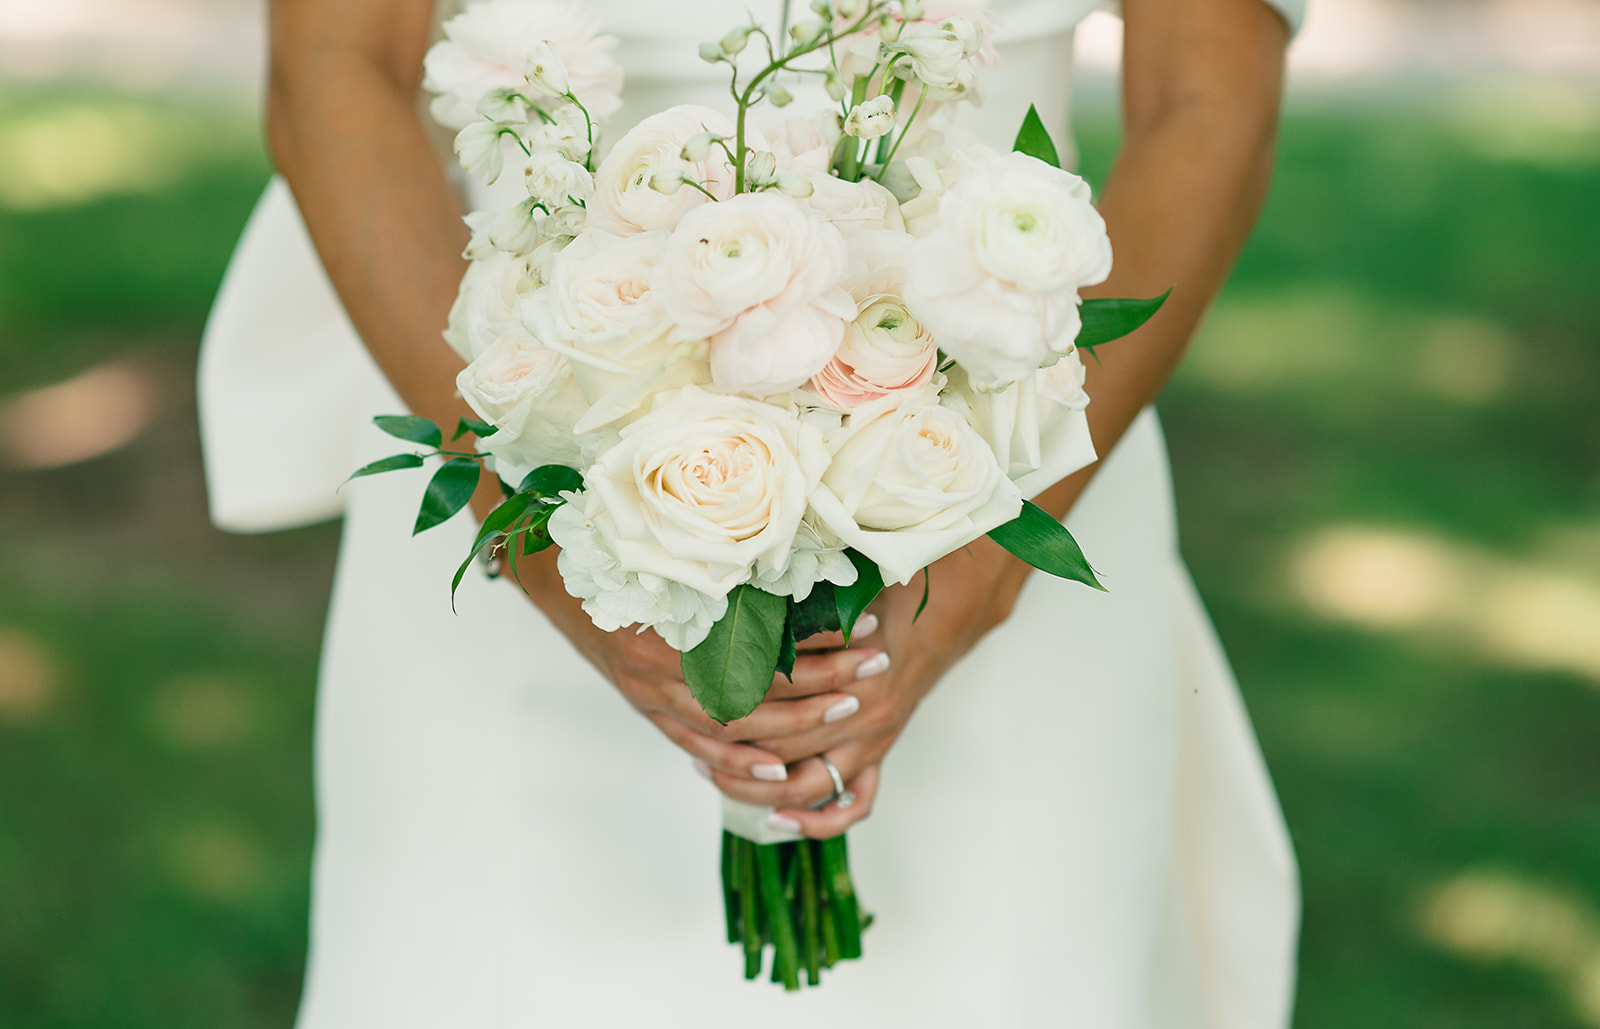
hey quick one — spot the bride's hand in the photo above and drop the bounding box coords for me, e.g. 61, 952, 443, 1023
508, 541, 889, 785
704, 538, 1030, 837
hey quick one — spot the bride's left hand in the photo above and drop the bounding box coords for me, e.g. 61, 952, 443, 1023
702, 537, 1031, 838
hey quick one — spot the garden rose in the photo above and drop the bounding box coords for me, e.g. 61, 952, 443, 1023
808, 394, 1022, 584
945, 350, 1097, 495
581, 386, 831, 597
655, 193, 855, 396
455, 335, 589, 479
904, 150, 1111, 389
443, 250, 536, 361
588, 106, 737, 235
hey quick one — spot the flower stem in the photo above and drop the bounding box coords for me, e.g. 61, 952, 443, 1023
798, 839, 822, 985
873, 84, 927, 182
756, 844, 801, 991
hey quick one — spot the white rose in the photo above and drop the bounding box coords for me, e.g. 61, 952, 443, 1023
549, 494, 728, 651
656, 192, 855, 396
944, 350, 1097, 496
808, 394, 1022, 584
904, 150, 1112, 389
455, 334, 589, 482
528, 231, 710, 429
443, 250, 536, 361
523, 149, 594, 208
583, 386, 831, 598
422, 0, 623, 130
589, 105, 737, 235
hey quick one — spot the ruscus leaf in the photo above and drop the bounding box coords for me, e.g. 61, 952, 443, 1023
413, 457, 482, 535
682, 585, 788, 724
835, 551, 884, 644
517, 464, 584, 498
1076, 290, 1173, 353
988, 500, 1106, 591
374, 414, 442, 448
1012, 103, 1060, 168
343, 452, 424, 484
453, 416, 499, 441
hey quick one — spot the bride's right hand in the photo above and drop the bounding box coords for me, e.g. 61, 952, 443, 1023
509, 543, 884, 785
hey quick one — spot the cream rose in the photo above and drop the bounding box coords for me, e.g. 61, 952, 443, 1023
944, 350, 1097, 497
809, 394, 1023, 585
443, 250, 537, 361
455, 335, 589, 482
588, 106, 737, 235
549, 493, 728, 651
422, 0, 623, 130
904, 150, 1112, 389
655, 192, 855, 397
581, 386, 830, 598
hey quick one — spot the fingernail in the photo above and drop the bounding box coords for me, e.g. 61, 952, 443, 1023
822, 695, 860, 724
855, 651, 891, 679
691, 758, 712, 780
853, 613, 879, 638
751, 763, 788, 782
767, 813, 803, 833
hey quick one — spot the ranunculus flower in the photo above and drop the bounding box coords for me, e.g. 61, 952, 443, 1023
808, 232, 936, 409
808, 394, 1022, 585
588, 106, 737, 235
655, 193, 855, 396
549, 493, 728, 651
579, 386, 831, 599
455, 334, 589, 481
903, 150, 1112, 389
793, 170, 906, 238
944, 350, 1097, 497
422, 0, 622, 130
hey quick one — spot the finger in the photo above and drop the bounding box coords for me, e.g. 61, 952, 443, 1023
765, 647, 891, 701
646, 712, 791, 782
719, 691, 862, 742
793, 613, 880, 652
774, 763, 880, 839
706, 750, 864, 809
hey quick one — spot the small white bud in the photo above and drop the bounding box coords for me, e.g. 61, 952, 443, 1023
899, 0, 924, 19
680, 131, 720, 162
878, 16, 903, 42
837, 0, 860, 16
720, 25, 755, 55
745, 150, 779, 186
454, 120, 511, 185
699, 41, 728, 63
810, 0, 833, 16
775, 172, 814, 198
524, 42, 570, 97
648, 169, 687, 194
764, 83, 794, 107
823, 69, 847, 101
843, 94, 896, 139
943, 16, 982, 57
789, 19, 826, 46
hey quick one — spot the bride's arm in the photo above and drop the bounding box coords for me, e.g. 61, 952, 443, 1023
711, 0, 1292, 835
266, 0, 877, 780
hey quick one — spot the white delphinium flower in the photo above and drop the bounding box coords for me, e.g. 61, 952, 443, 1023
490, 199, 544, 254
526, 103, 592, 163
422, 0, 622, 130
745, 150, 780, 188
523, 149, 594, 208
475, 87, 527, 122
524, 41, 570, 98
454, 120, 516, 185
843, 94, 895, 139
548, 495, 729, 652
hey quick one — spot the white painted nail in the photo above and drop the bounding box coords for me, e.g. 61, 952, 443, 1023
767, 813, 803, 833
751, 763, 789, 782
853, 613, 880, 638
822, 695, 860, 724
855, 651, 891, 679
691, 758, 712, 780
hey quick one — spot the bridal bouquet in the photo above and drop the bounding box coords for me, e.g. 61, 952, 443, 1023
355, 0, 1165, 991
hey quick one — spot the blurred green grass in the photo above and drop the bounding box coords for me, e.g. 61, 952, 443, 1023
0, 82, 1598, 1027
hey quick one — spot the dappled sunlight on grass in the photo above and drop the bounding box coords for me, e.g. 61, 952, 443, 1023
0, 104, 198, 211
0, 627, 58, 724
0, 358, 158, 468
1421, 869, 1600, 1026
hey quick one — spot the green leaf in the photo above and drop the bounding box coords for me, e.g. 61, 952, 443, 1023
452, 416, 499, 441
374, 414, 442, 448
343, 452, 424, 485
450, 530, 504, 607
787, 582, 841, 643
988, 500, 1105, 590
1077, 290, 1172, 353
516, 464, 584, 498
1012, 103, 1060, 168
413, 457, 482, 535
682, 584, 788, 724
776, 611, 798, 681
835, 551, 884, 644
914, 567, 931, 623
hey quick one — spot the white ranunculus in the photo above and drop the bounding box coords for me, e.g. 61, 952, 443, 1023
549, 494, 728, 651
943, 350, 1097, 495
422, 0, 622, 130
904, 150, 1111, 389
523, 149, 594, 208
794, 168, 906, 238
589, 105, 737, 235
455, 334, 589, 480
655, 193, 855, 396
582, 386, 831, 598
443, 250, 536, 361
808, 231, 936, 409
750, 112, 836, 171
809, 394, 1022, 584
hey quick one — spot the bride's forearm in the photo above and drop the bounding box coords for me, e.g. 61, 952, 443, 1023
1027, 0, 1290, 539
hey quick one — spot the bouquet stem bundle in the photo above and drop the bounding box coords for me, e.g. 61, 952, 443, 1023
722, 831, 864, 989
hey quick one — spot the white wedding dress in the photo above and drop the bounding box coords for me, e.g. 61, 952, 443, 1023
198, 1, 1304, 1025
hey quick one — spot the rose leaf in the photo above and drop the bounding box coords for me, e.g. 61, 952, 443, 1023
683, 584, 788, 725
